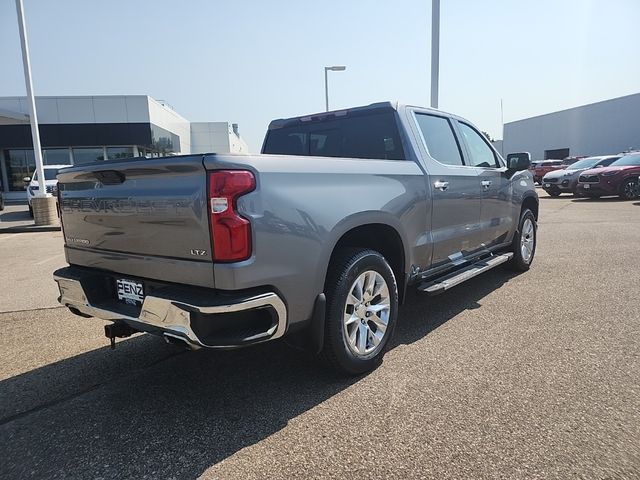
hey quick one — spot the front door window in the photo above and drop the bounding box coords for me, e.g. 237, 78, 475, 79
457, 123, 498, 168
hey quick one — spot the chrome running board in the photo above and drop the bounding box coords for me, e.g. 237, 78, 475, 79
418, 253, 513, 296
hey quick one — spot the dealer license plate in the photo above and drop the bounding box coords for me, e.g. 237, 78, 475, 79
116, 278, 144, 306
583, 184, 590, 189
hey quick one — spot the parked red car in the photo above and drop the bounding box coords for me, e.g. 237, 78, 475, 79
576, 153, 640, 199
532, 160, 565, 184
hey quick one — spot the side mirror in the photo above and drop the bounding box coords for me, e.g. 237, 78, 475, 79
23, 176, 31, 183
506, 152, 531, 172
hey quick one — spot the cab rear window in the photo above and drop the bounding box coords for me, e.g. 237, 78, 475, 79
263, 111, 405, 160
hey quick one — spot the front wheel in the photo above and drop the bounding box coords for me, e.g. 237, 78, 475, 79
28, 205, 33, 217
321, 249, 399, 375
619, 178, 639, 200
509, 209, 537, 272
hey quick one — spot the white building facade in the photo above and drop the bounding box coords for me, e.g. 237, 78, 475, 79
0, 95, 248, 201
502, 93, 640, 160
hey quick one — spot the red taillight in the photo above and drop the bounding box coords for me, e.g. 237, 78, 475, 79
207, 170, 255, 262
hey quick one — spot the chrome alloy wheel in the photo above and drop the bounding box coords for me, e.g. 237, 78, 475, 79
343, 270, 391, 357
520, 217, 535, 263
623, 180, 638, 199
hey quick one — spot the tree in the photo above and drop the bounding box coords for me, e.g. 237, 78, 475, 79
482, 131, 494, 142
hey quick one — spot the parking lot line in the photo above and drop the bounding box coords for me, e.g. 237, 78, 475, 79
0, 232, 26, 242
34, 253, 64, 266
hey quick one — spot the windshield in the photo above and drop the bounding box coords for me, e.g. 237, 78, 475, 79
567, 157, 602, 170
609, 154, 640, 167
32, 169, 60, 181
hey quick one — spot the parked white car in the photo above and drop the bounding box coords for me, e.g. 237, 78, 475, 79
24, 165, 68, 217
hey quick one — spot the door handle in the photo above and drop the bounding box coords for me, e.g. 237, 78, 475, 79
434, 180, 449, 191
481, 180, 492, 189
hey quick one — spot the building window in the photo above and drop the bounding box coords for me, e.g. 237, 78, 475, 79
545, 148, 569, 160
43, 148, 72, 165
150, 124, 180, 154
3, 149, 35, 191
107, 147, 134, 160
72, 147, 104, 164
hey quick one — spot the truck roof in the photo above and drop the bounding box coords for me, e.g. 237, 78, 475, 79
267, 101, 459, 130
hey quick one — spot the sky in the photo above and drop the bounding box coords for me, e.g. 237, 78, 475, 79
1, 0, 639, 152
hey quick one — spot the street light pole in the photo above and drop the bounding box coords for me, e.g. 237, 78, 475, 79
430, 0, 440, 109
324, 65, 346, 112
500, 98, 505, 156
15, 0, 45, 197
16, 0, 57, 226
324, 68, 329, 112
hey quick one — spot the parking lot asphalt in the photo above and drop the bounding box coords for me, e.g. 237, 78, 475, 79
0, 203, 61, 234
1, 193, 639, 479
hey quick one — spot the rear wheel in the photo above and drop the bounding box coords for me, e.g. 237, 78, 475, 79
321, 249, 398, 375
509, 209, 537, 272
619, 178, 639, 200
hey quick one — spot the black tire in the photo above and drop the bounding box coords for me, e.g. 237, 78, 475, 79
548, 190, 561, 197
619, 178, 639, 200
320, 248, 398, 375
509, 209, 537, 272
28, 205, 33, 217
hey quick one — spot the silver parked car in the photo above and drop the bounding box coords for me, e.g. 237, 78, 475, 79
541, 155, 620, 196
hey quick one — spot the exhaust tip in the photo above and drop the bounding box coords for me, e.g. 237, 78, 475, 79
163, 333, 199, 350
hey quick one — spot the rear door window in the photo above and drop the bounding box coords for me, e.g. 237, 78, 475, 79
414, 113, 463, 166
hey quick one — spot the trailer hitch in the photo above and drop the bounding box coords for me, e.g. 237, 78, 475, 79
104, 322, 137, 349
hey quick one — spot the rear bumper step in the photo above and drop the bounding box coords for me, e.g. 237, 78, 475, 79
54, 268, 287, 349
418, 253, 513, 295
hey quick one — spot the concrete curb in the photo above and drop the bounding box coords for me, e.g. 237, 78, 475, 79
0, 225, 62, 234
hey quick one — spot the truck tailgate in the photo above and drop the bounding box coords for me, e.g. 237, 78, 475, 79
58, 156, 215, 287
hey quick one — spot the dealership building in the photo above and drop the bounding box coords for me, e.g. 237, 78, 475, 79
0, 95, 248, 201
501, 92, 640, 160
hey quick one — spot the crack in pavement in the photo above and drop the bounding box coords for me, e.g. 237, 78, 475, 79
0, 306, 65, 316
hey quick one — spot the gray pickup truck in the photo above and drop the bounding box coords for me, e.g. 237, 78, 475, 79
54, 102, 538, 374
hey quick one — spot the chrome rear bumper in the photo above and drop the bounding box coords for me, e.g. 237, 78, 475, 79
54, 268, 287, 349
